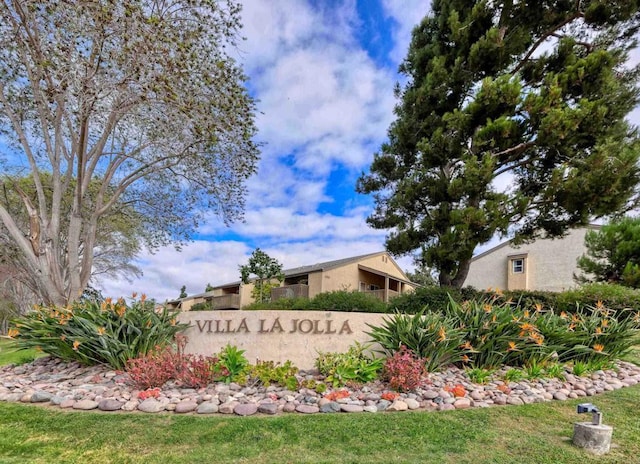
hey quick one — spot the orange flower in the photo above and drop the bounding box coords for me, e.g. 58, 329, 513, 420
595, 300, 605, 310
132, 292, 138, 299
593, 344, 604, 353
7, 328, 19, 338
437, 326, 447, 342
461, 354, 470, 363
97, 327, 106, 335
595, 327, 603, 336
531, 333, 544, 346
170, 318, 176, 326
567, 323, 576, 331
60, 335, 67, 341
519, 322, 536, 333
560, 311, 568, 319
73, 340, 81, 351
140, 293, 147, 302
523, 310, 530, 319
601, 319, 609, 328
460, 341, 473, 351
507, 341, 519, 351
115, 306, 126, 317
483, 304, 492, 313
494, 288, 504, 296
534, 303, 543, 312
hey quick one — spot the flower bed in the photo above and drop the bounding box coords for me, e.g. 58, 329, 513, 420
1, 356, 639, 416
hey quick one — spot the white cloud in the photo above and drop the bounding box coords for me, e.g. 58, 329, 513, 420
381, 0, 431, 63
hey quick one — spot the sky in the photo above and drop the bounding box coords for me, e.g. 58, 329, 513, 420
99, 0, 432, 301
98, 0, 640, 302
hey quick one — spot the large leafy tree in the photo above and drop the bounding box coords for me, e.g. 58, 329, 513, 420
358, 1, 640, 287
577, 217, 640, 288
1, 174, 144, 307
239, 249, 284, 304
0, 1, 259, 305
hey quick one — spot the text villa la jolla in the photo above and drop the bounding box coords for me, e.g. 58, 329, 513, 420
194, 317, 353, 335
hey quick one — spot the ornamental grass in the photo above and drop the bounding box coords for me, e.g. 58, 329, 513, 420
369, 295, 640, 372
9, 295, 187, 370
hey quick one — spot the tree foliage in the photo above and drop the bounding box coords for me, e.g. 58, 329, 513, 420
239, 249, 284, 303
1, 174, 144, 307
577, 218, 640, 288
0, 0, 259, 305
358, 0, 640, 288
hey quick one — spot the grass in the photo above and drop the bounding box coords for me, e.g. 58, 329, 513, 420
0, 386, 639, 463
0, 339, 639, 463
0, 337, 42, 366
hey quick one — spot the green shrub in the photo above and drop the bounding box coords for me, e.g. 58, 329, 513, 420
217, 344, 249, 383
9, 296, 186, 370
315, 343, 384, 387
555, 283, 640, 319
366, 310, 465, 371
388, 286, 464, 314
190, 302, 214, 311
306, 291, 387, 313
249, 360, 299, 388
243, 297, 310, 310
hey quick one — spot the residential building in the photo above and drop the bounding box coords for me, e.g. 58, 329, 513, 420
463, 226, 598, 292
167, 251, 416, 310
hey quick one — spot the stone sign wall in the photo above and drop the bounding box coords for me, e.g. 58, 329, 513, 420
177, 310, 387, 369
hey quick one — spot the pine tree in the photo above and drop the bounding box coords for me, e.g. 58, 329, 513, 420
358, 0, 640, 287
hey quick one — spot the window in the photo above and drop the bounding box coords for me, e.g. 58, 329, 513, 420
512, 258, 524, 274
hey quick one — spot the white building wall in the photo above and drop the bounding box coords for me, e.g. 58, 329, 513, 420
464, 228, 594, 292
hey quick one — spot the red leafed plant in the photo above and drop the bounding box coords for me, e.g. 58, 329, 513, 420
381, 391, 399, 401
125, 336, 223, 389
138, 387, 161, 400
382, 346, 427, 392
497, 384, 511, 395
324, 389, 351, 401
444, 383, 467, 398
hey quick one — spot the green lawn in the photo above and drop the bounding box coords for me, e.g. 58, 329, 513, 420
0, 337, 41, 366
1, 339, 639, 463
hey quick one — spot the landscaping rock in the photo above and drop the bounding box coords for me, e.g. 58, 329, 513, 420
387, 400, 408, 412
98, 399, 123, 411
404, 398, 420, 410
258, 403, 279, 415
30, 391, 52, 403
174, 401, 198, 414
295, 404, 319, 414
340, 404, 364, 413
196, 402, 219, 414
138, 399, 165, 413
234, 403, 258, 416
73, 399, 99, 410
218, 401, 239, 414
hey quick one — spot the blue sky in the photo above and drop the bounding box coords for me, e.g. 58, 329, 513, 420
100, 0, 430, 301
99, 0, 640, 302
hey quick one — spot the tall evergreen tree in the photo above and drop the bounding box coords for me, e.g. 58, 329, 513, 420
577, 217, 640, 287
358, 0, 640, 287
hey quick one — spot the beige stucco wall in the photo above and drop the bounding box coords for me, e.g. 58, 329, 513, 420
464, 228, 591, 292
178, 310, 387, 369
307, 271, 324, 298
321, 253, 408, 293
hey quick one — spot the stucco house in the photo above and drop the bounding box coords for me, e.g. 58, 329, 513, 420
167, 251, 416, 310
463, 226, 599, 292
